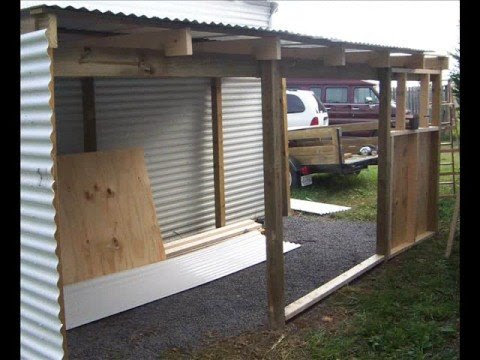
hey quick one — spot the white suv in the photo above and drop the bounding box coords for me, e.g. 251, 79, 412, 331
287, 89, 329, 130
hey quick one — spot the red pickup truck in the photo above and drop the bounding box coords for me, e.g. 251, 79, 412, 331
287, 79, 414, 134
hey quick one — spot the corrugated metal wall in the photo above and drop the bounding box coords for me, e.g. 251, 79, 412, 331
21, 30, 65, 360
55, 79, 83, 155
222, 78, 265, 223
94, 78, 216, 241
54, 77, 266, 241
21, 0, 273, 28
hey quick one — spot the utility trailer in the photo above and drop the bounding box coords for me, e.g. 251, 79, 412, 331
288, 122, 379, 187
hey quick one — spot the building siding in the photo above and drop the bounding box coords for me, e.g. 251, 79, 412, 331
21, 29, 64, 360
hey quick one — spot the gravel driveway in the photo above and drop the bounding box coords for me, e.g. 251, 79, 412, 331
67, 215, 376, 359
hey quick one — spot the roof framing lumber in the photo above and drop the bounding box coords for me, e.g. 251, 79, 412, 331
194, 37, 281, 60
346, 51, 390, 67
65, 28, 193, 56
53, 47, 260, 77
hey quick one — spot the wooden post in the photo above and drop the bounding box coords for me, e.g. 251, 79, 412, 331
81, 78, 97, 152
211, 78, 226, 228
376, 68, 393, 256
419, 74, 430, 128
280, 78, 291, 216
429, 74, 442, 232
395, 73, 407, 130
260, 60, 285, 329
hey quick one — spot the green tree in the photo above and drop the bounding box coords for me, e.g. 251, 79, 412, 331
449, 45, 460, 105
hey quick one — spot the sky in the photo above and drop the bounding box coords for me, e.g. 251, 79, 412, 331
271, 1, 459, 76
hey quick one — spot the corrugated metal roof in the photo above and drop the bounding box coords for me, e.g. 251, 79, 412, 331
21, 3, 429, 53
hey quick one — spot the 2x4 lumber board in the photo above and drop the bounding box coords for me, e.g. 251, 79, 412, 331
330, 121, 378, 132
419, 74, 431, 128
164, 219, 259, 250
395, 73, 407, 130
391, 67, 441, 75
194, 37, 281, 60
390, 126, 439, 136
376, 68, 393, 256
324, 47, 345, 66
260, 60, 286, 330
346, 51, 390, 67
211, 78, 226, 228
288, 127, 337, 141
285, 254, 385, 320
281, 60, 378, 80
69, 28, 193, 56
280, 78, 291, 216
429, 74, 443, 232
390, 54, 425, 69
53, 47, 260, 78
81, 78, 97, 152
165, 221, 262, 258
57, 148, 166, 285
431, 74, 442, 127
332, 128, 344, 164
31, 12, 58, 48
425, 56, 449, 70
445, 191, 460, 258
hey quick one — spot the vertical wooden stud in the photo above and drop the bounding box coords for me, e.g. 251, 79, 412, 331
280, 78, 291, 216
419, 74, 430, 128
376, 68, 393, 256
211, 78, 226, 228
260, 60, 285, 330
81, 78, 97, 152
429, 74, 442, 232
395, 73, 407, 130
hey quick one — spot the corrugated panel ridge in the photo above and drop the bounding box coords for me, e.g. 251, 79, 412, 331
21, 29, 65, 360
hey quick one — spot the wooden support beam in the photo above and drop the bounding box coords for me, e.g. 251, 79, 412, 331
81, 78, 97, 152
395, 73, 407, 130
211, 78, 226, 228
425, 56, 449, 70
346, 51, 390, 67
194, 37, 281, 60
281, 60, 378, 80
260, 60, 285, 330
324, 47, 345, 66
419, 74, 430, 127
280, 78, 291, 216
22, 12, 58, 46
429, 74, 443, 232
68, 28, 193, 56
376, 68, 393, 256
53, 47, 260, 78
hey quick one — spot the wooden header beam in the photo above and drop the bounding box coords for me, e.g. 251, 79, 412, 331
67, 28, 193, 56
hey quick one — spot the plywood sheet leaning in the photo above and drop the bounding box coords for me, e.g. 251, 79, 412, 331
57, 147, 166, 285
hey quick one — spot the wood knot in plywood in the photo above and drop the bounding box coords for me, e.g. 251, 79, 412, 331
94, 183, 100, 191
111, 237, 120, 250
106, 188, 115, 197
84, 190, 94, 200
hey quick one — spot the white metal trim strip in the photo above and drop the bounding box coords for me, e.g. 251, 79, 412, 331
64, 232, 300, 329
290, 198, 351, 215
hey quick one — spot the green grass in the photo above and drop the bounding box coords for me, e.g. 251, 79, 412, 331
163, 148, 460, 360
291, 166, 378, 222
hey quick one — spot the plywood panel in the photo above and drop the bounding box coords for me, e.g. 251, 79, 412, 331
58, 148, 166, 285
415, 133, 432, 236
391, 134, 418, 248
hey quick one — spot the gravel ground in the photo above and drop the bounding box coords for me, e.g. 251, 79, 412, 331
67, 215, 376, 359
